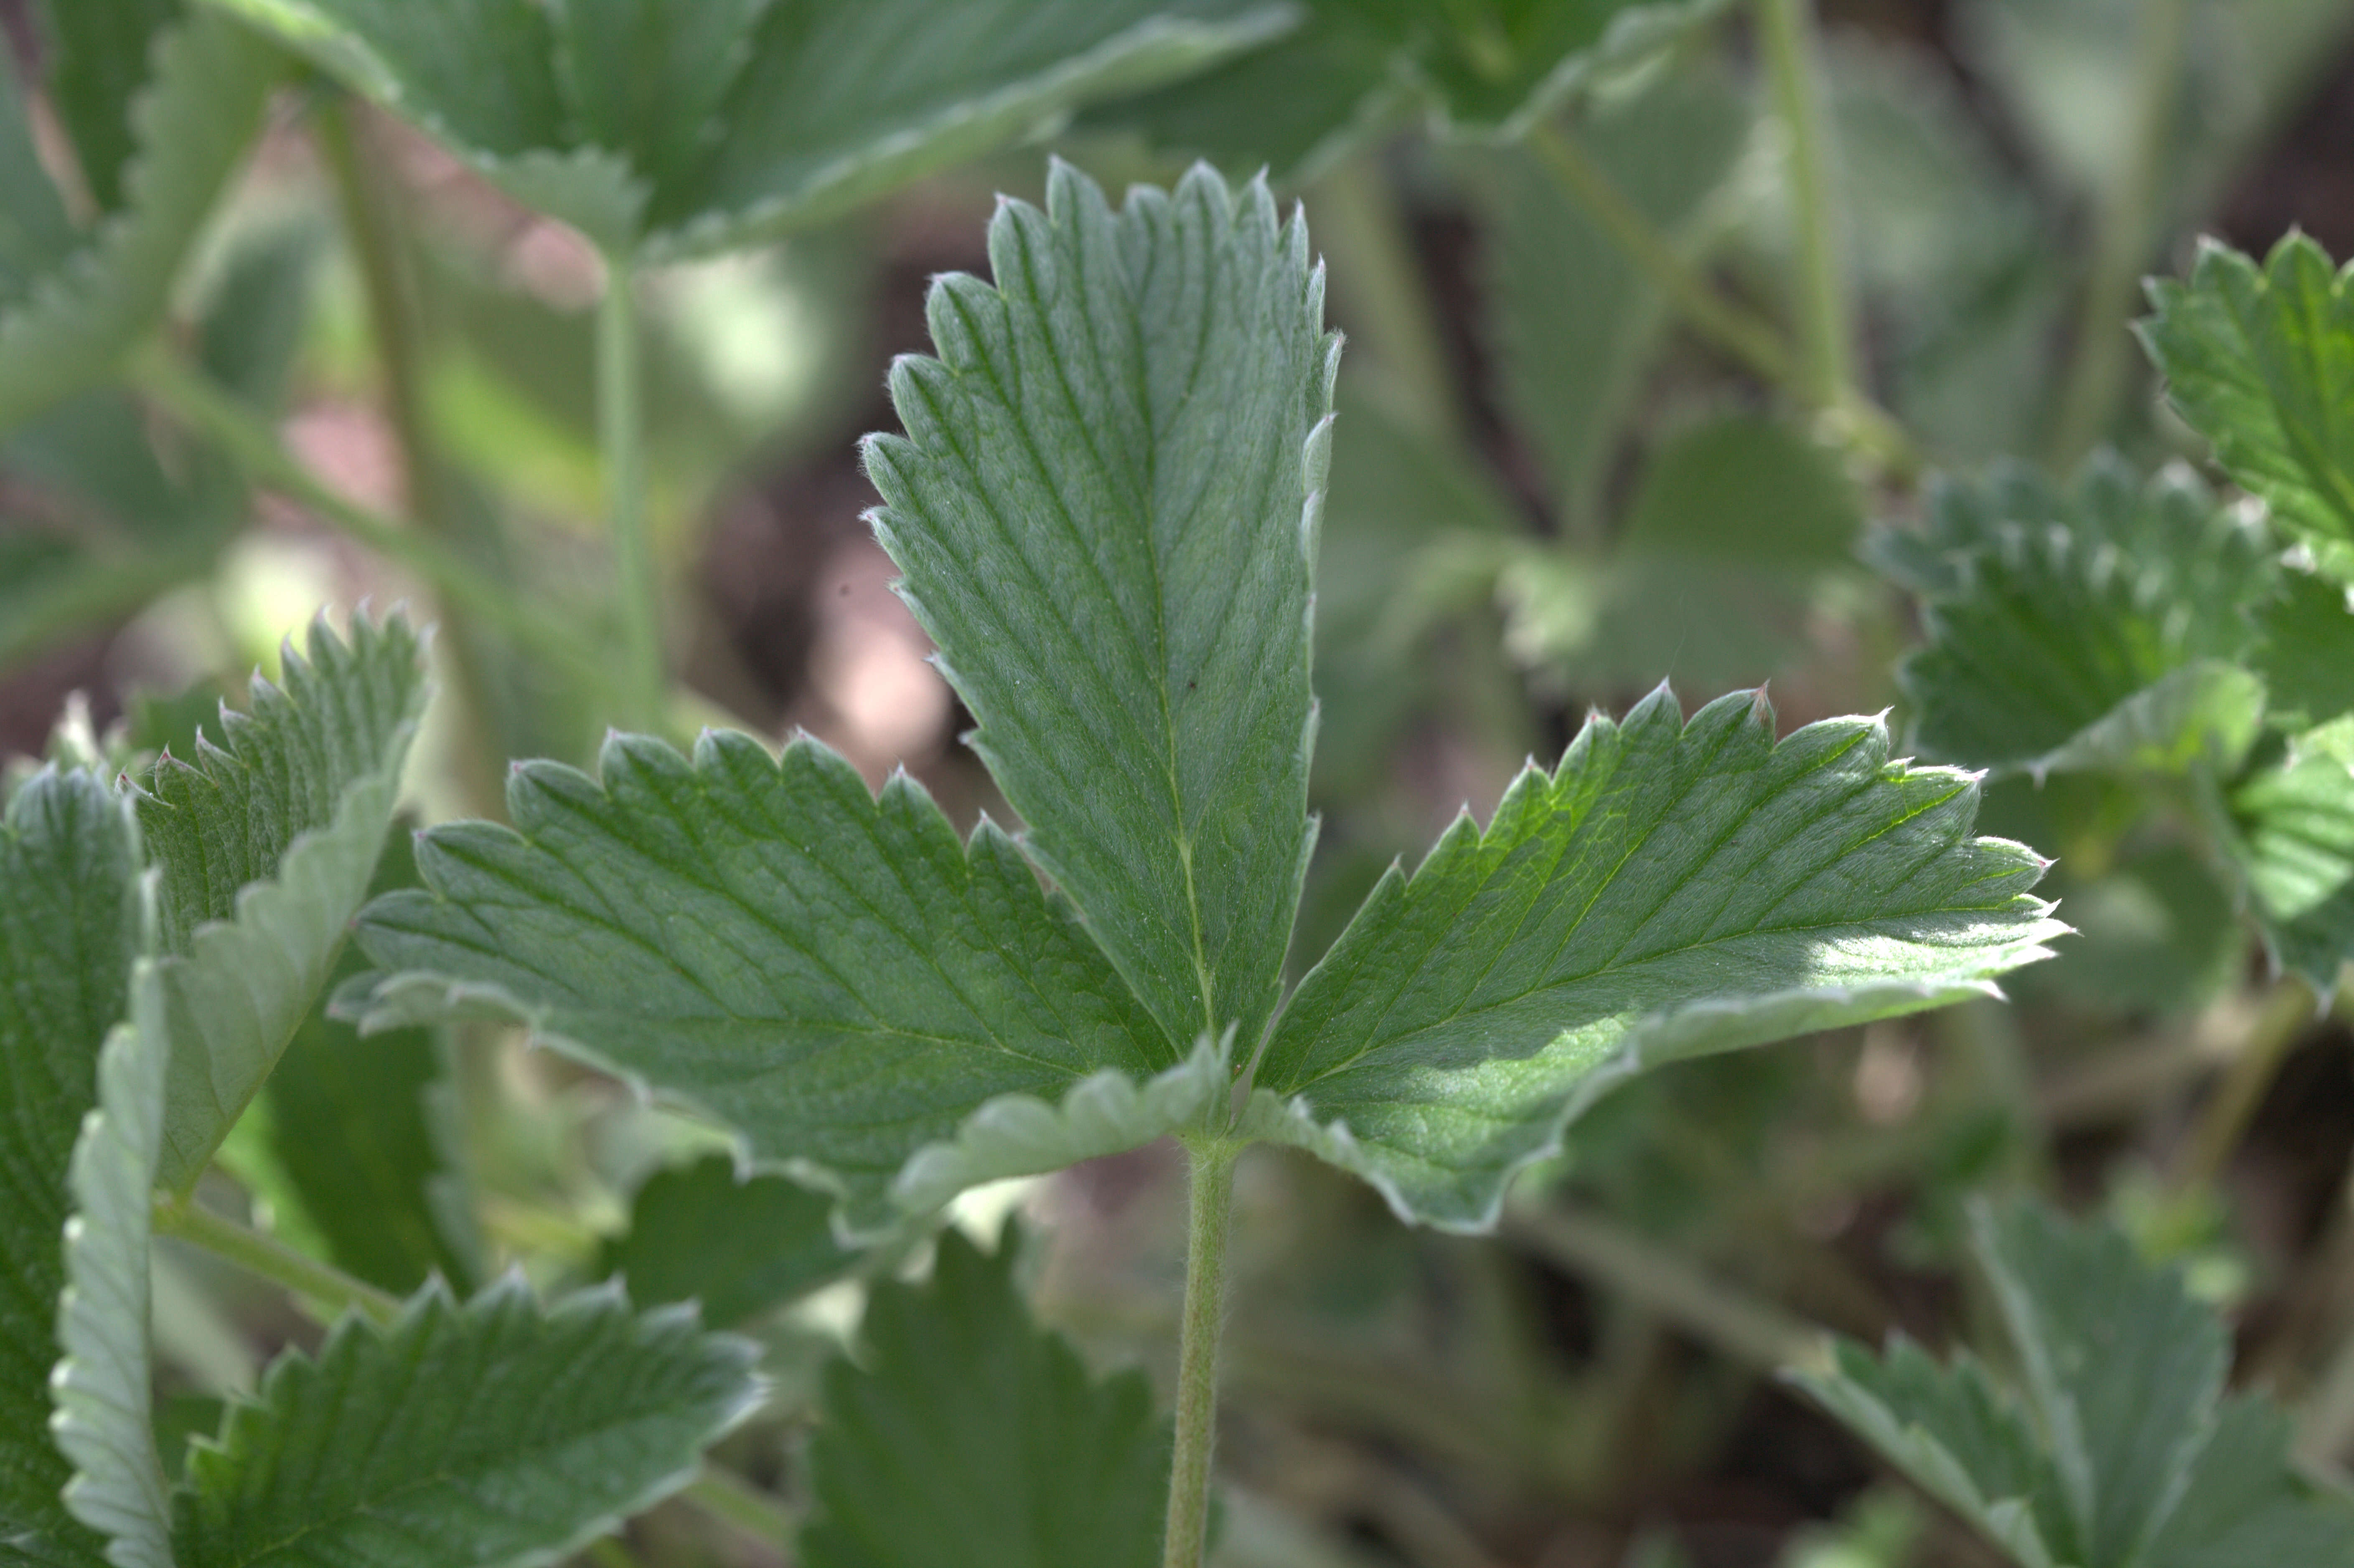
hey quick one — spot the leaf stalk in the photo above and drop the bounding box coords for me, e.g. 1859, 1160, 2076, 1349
1757, 0, 1856, 410
152, 1190, 401, 1325
1163, 1135, 1241, 1568
597, 251, 667, 732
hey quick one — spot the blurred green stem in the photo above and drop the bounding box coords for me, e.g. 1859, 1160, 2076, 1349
134, 351, 605, 688
1312, 155, 1459, 439
597, 252, 666, 732
2048, 0, 2190, 466
1505, 1204, 1829, 1373
314, 96, 505, 810
1524, 119, 1917, 478
582, 1538, 642, 1568
153, 1192, 400, 1325
2178, 976, 2316, 1193
1757, 0, 1856, 407
1164, 1136, 1240, 1568
684, 1469, 796, 1548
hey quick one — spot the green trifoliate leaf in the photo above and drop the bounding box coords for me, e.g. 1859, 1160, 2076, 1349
598, 1155, 857, 1327
1891, 460, 2273, 779
54, 946, 174, 1568
1086, 0, 1731, 177
172, 1279, 760, 1568
0, 767, 143, 1567
2227, 733, 2354, 988
866, 160, 1332, 1059
347, 731, 1192, 1237
0, 10, 277, 433
1246, 686, 2064, 1230
199, 0, 1290, 257
801, 1225, 1167, 1568
135, 612, 428, 1191
1795, 1200, 2354, 1568
2140, 233, 2354, 583
1487, 72, 1749, 534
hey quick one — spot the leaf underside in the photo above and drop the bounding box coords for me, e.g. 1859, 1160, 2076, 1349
865, 158, 1333, 1062
137, 612, 427, 1191
597, 1154, 857, 1327
800, 1225, 1168, 1568
1248, 685, 2064, 1230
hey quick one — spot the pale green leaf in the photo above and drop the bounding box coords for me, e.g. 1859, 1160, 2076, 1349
2140, 233, 2354, 583
1245, 686, 2064, 1229
2228, 737, 2354, 988
346, 732, 1183, 1237
173, 1280, 760, 1568
1893, 460, 2273, 778
864, 160, 1333, 1058
2255, 565, 2354, 732
1973, 1200, 2226, 1568
0, 11, 278, 433
0, 767, 143, 1567
135, 613, 428, 1191
35, 0, 180, 212
1487, 73, 1749, 533
198, 0, 1292, 256
597, 1154, 856, 1327
801, 1224, 1167, 1568
1789, 1339, 2066, 1568
53, 949, 173, 1568
2145, 1397, 2354, 1568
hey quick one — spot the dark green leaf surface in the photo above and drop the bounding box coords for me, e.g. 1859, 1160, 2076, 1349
2229, 737, 2354, 988
173, 1280, 760, 1568
801, 1225, 1168, 1568
1247, 686, 2064, 1228
36, 0, 180, 212
350, 732, 1192, 1236
0, 768, 142, 1567
866, 161, 1333, 1059
2140, 234, 2354, 582
137, 613, 427, 1191
201, 0, 1290, 256
0, 10, 278, 432
2145, 1398, 2354, 1568
598, 1154, 856, 1326
2256, 567, 2354, 732
1894, 462, 2272, 778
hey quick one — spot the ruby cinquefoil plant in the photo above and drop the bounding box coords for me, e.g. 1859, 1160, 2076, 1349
341, 161, 2064, 1565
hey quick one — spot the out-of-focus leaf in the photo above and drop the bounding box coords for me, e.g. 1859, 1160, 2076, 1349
2256, 567, 2354, 732
0, 10, 279, 432
136, 612, 429, 1190
36, 0, 180, 212
1246, 686, 2065, 1229
2011, 844, 2240, 1017
173, 1280, 761, 1568
0, 766, 144, 1566
597, 1154, 858, 1326
0, 30, 79, 295
195, 217, 324, 414
2229, 736, 2354, 988
1892, 460, 2272, 778
801, 1224, 1169, 1568
2140, 234, 2354, 584
1487, 71, 1749, 533
1083, 0, 1732, 178
203, 0, 1293, 257
1618, 412, 1859, 564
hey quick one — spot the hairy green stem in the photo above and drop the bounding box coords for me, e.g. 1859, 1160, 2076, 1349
1757, 0, 1856, 407
314, 96, 506, 811
153, 1191, 400, 1325
1163, 1136, 1241, 1568
2047, 0, 2191, 465
1505, 1205, 1829, 1373
2179, 976, 2316, 1193
597, 252, 666, 732
133, 351, 604, 686
1524, 119, 1918, 477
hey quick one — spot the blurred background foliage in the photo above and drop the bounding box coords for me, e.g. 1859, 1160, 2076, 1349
11, 0, 2354, 1564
